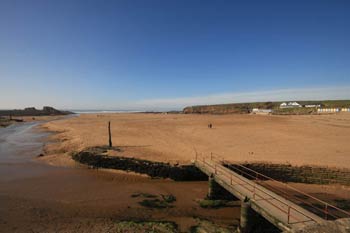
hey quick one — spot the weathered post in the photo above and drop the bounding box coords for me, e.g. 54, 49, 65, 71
108, 121, 112, 147
240, 197, 257, 233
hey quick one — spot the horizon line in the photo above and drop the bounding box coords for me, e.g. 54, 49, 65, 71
1, 86, 350, 111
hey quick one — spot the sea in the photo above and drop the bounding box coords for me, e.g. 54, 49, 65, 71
69, 110, 143, 114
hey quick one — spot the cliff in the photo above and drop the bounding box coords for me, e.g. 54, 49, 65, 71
183, 102, 276, 114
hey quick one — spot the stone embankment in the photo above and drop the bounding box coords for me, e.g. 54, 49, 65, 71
72, 147, 207, 181
232, 163, 350, 185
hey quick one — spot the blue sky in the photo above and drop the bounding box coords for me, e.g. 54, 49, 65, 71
1, 0, 350, 110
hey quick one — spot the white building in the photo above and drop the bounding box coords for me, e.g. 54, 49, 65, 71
280, 102, 287, 108
317, 108, 339, 113
280, 102, 302, 108
318, 108, 350, 113
305, 104, 321, 108
252, 108, 272, 114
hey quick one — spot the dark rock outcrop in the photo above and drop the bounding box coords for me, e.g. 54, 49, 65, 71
0, 106, 73, 117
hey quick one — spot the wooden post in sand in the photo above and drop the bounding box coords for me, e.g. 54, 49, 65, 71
108, 121, 112, 147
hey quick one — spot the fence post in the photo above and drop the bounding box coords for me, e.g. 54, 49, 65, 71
287, 206, 291, 224
325, 204, 328, 220
108, 121, 112, 148
253, 184, 256, 200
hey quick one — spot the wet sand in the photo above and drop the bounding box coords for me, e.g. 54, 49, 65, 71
0, 121, 237, 232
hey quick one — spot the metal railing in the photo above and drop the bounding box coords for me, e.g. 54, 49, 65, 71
196, 152, 350, 221
195, 155, 320, 226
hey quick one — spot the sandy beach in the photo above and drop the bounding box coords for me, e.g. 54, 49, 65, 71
2, 113, 350, 232
41, 113, 350, 168
3, 1, 350, 231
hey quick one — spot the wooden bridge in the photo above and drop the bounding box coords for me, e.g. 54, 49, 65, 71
194, 154, 350, 232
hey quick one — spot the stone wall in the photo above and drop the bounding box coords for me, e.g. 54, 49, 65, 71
229, 163, 350, 185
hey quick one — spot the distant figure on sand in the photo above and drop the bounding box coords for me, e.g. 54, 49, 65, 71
208, 123, 212, 129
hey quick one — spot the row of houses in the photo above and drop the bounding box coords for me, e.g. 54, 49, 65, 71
280, 102, 302, 108
318, 108, 350, 113
280, 102, 321, 108
280, 102, 350, 112
251, 102, 350, 114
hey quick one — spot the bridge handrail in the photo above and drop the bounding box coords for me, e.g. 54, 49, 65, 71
210, 159, 319, 223
223, 162, 337, 219
223, 163, 346, 220
196, 157, 318, 224
197, 158, 314, 225
209, 152, 350, 219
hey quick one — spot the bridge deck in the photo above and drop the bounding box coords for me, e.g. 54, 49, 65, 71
195, 158, 324, 231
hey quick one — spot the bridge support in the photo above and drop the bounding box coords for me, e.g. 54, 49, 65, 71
240, 198, 257, 233
208, 174, 220, 199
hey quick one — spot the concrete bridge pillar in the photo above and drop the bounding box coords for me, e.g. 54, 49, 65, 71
240, 198, 257, 233
208, 173, 220, 199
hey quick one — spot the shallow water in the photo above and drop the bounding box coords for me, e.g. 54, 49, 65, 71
0, 122, 49, 163
0, 122, 58, 181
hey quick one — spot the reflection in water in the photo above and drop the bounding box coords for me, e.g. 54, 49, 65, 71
0, 122, 58, 181
0, 122, 49, 163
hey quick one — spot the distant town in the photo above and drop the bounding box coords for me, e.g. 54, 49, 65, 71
252, 101, 350, 114
183, 100, 350, 115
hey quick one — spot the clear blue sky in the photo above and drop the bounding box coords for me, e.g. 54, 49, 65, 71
1, 0, 350, 110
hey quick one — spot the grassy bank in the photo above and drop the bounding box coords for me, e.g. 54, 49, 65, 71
183, 100, 350, 114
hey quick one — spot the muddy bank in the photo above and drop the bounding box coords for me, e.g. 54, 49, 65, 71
72, 147, 207, 181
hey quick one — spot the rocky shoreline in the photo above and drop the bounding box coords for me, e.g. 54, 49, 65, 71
71, 146, 207, 181
0, 106, 73, 128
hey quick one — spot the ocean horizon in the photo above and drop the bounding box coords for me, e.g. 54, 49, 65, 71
69, 110, 144, 114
